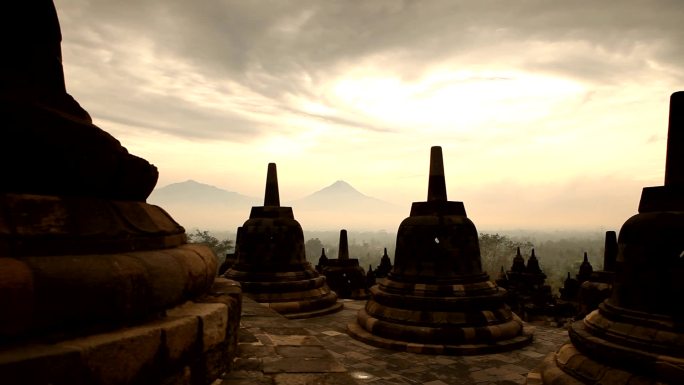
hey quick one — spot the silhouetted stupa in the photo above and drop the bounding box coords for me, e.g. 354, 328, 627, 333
348, 146, 532, 354
223, 163, 342, 318
0, 3, 240, 383
315, 248, 329, 273
577, 231, 618, 317
577, 252, 594, 283
529, 91, 684, 384
375, 248, 393, 278
498, 249, 553, 322
318, 230, 369, 300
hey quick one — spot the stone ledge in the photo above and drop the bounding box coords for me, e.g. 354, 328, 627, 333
0, 244, 218, 341
0, 279, 242, 385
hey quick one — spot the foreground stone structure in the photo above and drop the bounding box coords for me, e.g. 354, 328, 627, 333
0, 3, 241, 384
318, 230, 369, 300
223, 163, 342, 319
348, 146, 532, 354
529, 91, 684, 384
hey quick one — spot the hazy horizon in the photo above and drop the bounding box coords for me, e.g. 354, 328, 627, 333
151, 178, 630, 233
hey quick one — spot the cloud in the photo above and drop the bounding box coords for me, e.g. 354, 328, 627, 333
55, 0, 684, 141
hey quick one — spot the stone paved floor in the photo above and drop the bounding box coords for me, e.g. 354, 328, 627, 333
221, 298, 569, 385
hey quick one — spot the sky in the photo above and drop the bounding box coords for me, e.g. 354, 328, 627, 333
54, 0, 683, 231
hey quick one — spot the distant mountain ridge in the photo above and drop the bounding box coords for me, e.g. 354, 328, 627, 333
149, 180, 258, 206
147, 179, 404, 231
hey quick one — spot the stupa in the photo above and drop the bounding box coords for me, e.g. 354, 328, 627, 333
577, 231, 618, 317
498, 249, 553, 322
348, 146, 532, 354
375, 248, 393, 278
318, 230, 370, 300
529, 91, 684, 384
0, 3, 241, 384
223, 163, 342, 318
315, 248, 329, 273
577, 252, 594, 283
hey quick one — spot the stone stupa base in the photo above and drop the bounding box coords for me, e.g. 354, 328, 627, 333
224, 268, 343, 319
264, 297, 344, 320
0, 278, 241, 385
528, 303, 684, 384
347, 280, 533, 355
0, 193, 244, 385
347, 311, 532, 355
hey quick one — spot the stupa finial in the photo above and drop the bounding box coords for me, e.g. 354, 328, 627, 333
427, 146, 447, 202
338, 229, 350, 260
665, 91, 684, 186
264, 163, 280, 206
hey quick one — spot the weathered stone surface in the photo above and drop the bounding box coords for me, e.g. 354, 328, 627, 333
158, 316, 200, 364
0, 344, 86, 385
0, 195, 186, 257
263, 356, 346, 374
2, 244, 217, 340
60, 324, 162, 384
273, 373, 358, 385
168, 302, 228, 352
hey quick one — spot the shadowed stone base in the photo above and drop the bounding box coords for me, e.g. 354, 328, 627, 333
347, 318, 532, 355
528, 344, 662, 385
224, 266, 343, 320
347, 279, 533, 355
0, 278, 242, 385
528, 303, 684, 384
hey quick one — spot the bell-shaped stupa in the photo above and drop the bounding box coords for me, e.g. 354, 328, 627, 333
348, 146, 532, 354
223, 163, 342, 318
529, 91, 684, 384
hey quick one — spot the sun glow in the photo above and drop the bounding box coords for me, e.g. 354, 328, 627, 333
331, 69, 585, 133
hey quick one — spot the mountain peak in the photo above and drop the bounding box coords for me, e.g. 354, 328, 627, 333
317, 180, 363, 196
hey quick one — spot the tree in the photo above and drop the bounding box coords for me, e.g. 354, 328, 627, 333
305, 238, 325, 262
187, 229, 234, 262
479, 233, 533, 276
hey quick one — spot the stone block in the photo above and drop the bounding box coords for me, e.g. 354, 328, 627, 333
126, 250, 187, 309
158, 315, 200, 364
167, 247, 215, 298
59, 324, 163, 384
191, 341, 229, 385
262, 356, 346, 374
0, 258, 34, 337
0, 344, 86, 385
168, 302, 228, 352
24, 253, 150, 331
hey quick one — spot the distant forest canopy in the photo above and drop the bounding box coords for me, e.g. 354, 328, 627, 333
190, 228, 606, 292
